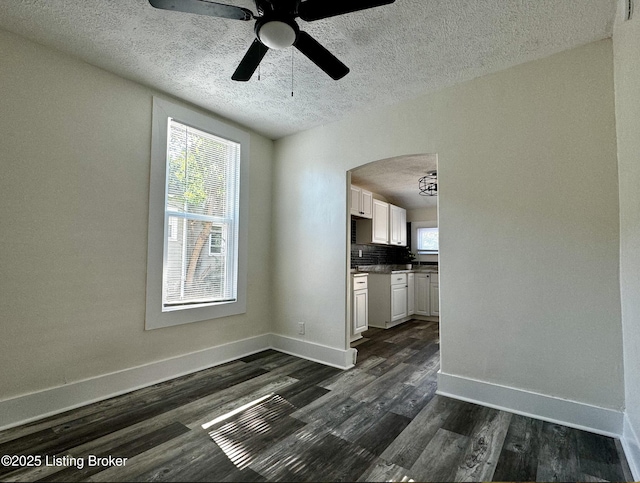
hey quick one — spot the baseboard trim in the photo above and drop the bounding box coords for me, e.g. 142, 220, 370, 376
622, 414, 640, 480
0, 333, 354, 432
269, 334, 357, 370
437, 372, 624, 437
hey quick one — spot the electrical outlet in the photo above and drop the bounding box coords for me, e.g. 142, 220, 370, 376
298, 322, 305, 335
358, 249, 363, 257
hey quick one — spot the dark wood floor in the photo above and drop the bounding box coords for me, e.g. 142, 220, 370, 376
0, 320, 633, 482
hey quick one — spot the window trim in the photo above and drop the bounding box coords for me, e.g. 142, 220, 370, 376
145, 97, 250, 330
416, 226, 439, 253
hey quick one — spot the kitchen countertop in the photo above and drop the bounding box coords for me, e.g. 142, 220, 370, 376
355, 264, 438, 274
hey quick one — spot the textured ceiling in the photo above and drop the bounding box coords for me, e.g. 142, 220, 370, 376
0, 0, 617, 139
351, 154, 438, 211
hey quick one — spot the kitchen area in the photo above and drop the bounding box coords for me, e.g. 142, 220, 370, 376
348, 154, 439, 343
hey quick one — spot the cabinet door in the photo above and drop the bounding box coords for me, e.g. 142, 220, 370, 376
391, 284, 408, 321
399, 207, 407, 246
350, 185, 361, 216
389, 205, 407, 246
415, 273, 430, 315
430, 281, 439, 316
389, 204, 401, 245
360, 189, 373, 219
353, 289, 368, 333
372, 199, 389, 244
407, 273, 415, 316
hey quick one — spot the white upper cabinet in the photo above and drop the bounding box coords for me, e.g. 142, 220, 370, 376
372, 200, 389, 244
350, 185, 373, 219
356, 199, 389, 245
389, 204, 407, 246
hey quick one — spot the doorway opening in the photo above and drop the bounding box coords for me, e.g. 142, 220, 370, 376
346, 153, 439, 349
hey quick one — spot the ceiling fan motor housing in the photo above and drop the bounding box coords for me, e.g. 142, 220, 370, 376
255, 15, 299, 49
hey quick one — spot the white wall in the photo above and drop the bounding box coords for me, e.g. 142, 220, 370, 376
407, 207, 438, 223
273, 40, 624, 411
0, 29, 274, 400
614, 3, 640, 476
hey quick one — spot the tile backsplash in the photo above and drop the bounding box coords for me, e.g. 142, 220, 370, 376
350, 219, 412, 268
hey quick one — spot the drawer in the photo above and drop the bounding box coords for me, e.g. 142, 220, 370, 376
353, 275, 368, 290
391, 273, 407, 286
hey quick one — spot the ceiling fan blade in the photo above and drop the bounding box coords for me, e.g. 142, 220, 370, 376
148, 0, 253, 21
294, 31, 349, 80
298, 0, 395, 22
232, 39, 269, 81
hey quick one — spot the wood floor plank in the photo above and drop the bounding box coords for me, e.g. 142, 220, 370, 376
88, 428, 231, 482
293, 395, 364, 428
0, 364, 271, 460
381, 395, 461, 469
0, 361, 249, 445
404, 341, 440, 366
250, 428, 376, 482
210, 413, 306, 472
350, 363, 414, 403
576, 428, 625, 482
410, 428, 470, 482
441, 400, 489, 437
317, 367, 378, 393
279, 385, 331, 410
404, 355, 440, 387
37, 422, 191, 482
356, 459, 414, 482
330, 404, 386, 443
366, 347, 420, 377
536, 422, 581, 482
356, 339, 400, 360
492, 414, 543, 482
452, 407, 512, 482
60, 371, 297, 464
615, 438, 635, 483
351, 411, 412, 456
389, 378, 437, 419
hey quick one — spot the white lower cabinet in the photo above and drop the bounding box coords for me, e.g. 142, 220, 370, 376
415, 273, 431, 316
391, 283, 408, 321
407, 273, 415, 316
368, 273, 410, 328
352, 274, 368, 338
366, 271, 438, 329
430, 277, 439, 316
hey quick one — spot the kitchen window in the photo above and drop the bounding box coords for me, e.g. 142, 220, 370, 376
146, 98, 249, 330
417, 227, 439, 253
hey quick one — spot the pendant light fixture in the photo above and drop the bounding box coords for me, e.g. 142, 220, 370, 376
419, 170, 437, 196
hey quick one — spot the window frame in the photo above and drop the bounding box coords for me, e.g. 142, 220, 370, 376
416, 226, 439, 254
145, 97, 250, 330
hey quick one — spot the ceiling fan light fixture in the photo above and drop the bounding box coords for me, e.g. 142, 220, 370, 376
257, 20, 297, 50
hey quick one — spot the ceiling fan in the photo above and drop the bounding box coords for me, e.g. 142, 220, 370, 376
148, 0, 396, 81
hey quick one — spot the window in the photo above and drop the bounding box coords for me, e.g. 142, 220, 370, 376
146, 98, 249, 330
417, 227, 439, 253
209, 225, 225, 256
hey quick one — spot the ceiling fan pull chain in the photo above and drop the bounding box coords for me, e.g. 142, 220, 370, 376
291, 48, 294, 97
258, 64, 261, 81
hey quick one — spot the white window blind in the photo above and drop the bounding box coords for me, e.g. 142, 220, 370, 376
162, 119, 240, 310
417, 227, 439, 252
